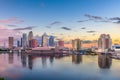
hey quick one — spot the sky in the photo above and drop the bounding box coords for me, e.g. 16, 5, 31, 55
1, 0, 120, 46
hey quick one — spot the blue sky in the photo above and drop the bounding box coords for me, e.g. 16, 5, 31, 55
0, 0, 120, 44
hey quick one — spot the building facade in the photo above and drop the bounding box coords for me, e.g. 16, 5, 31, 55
22, 33, 27, 48
98, 34, 112, 52
58, 40, 64, 47
72, 39, 82, 51
28, 31, 33, 47
8, 37, 14, 49
41, 33, 48, 47
49, 36, 54, 47
29, 39, 38, 48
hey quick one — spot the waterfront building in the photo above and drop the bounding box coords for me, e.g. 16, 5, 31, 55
72, 39, 82, 51
98, 34, 112, 52
21, 38, 23, 47
17, 40, 20, 47
42, 33, 48, 47
58, 40, 64, 47
29, 39, 38, 48
35, 35, 42, 46
22, 33, 27, 48
8, 37, 14, 49
28, 31, 33, 41
49, 36, 54, 47
28, 31, 33, 47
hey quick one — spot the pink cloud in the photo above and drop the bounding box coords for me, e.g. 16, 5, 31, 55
0, 25, 6, 29
0, 17, 24, 24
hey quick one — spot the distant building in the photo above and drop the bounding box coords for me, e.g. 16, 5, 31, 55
28, 31, 33, 41
17, 40, 20, 47
49, 36, 54, 47
8, 37, 14, 49
98, 34, 112, 52
72, 39, 82, 51
42, 33, 48, 47
72, 40, 77, 50
21, 38, 23, 47
28, 31, 33, 47
58, 40, 64, 47
29, 39, 38, 48
35, 35, 42, 46
22, 33, 27, 48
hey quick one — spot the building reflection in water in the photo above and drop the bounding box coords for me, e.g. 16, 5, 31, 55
8, 53, 14, 64
42, 57, 47, 67
21, 53, 27, 67
49, 56, 54, 65
28, 55, 33, 70
98, 54, 112, 69
72, 54, 82, 64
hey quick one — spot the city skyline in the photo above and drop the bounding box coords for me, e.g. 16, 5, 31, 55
0, 0, 120, 45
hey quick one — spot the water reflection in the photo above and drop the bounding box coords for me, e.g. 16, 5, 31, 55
72, 54, 82, 64
28, 55, 33, 70
8, 53, 14, 64
21, 54, 27, 67
49, 56, 54, 65
98, 54, 112, 69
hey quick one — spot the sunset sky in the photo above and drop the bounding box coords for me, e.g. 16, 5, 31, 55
0, 0, 120, 46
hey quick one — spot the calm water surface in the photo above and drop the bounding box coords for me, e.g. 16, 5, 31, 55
0, 52, 120, 80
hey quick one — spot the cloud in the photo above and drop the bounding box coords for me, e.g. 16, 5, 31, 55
114, 20, 120, 24
0, 17, 24, 24
81, 27, 86, 29
109, 17, 120, 20
50, 21, 62, 25
77, 20, 89, 23
82, 40, 97, 44
46, 26, 51, 28
82, 40, 92, 44
7, 24, 18, 27
85, 14, 103, 20
87, 31, 96, 33
61, 27, 71, 30
13, 26, 36, 30
0, 25, 6, 29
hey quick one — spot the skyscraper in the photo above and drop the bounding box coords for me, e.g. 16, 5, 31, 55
17, 40, 20, 47
22, 33, 27, 48
98, 34, 112, 52
8, 37, 14, 49
28, 31, 33, 47
72, 39, 82, 51
28, 31, 33, 41
49, 36, 54, 47
41, 33, 48, 47
29, 39, 38, 48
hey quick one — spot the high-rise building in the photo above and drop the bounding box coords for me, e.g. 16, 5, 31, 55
8, 37, 14, 49
35, 35, 42, 46
22, 33, 27, 48
17, 40, 20, 47
58, 40, 64, 47
28, 31, 33, 47
72, 40, 77, 50
29, 39, 38, 48
21, 38, 23, 47
28, 31, 33, 41
98, 34, 112, 52
72, 39, 82, 51
49, 36, 54, 47
41, 33, 48, 47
